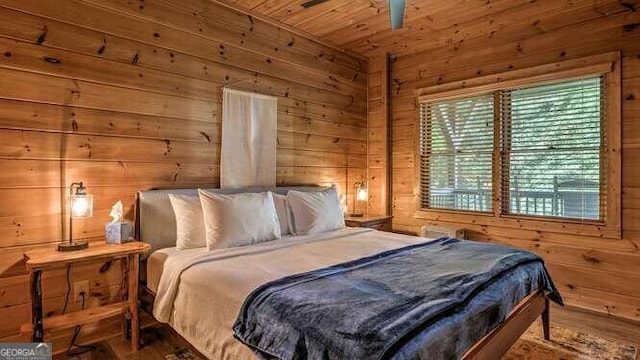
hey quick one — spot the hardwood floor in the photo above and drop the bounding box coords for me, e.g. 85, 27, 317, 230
52, 305, 640, 359
550, 304, 640, 348
54, 324, 202, 360
107, 326, 201, 360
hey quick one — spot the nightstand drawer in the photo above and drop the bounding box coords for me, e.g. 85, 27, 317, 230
364, 221, 392, 231
344, 215, 392, 231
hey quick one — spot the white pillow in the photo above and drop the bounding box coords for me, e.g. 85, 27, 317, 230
198, 190, 281, 250
272, 193, 291, 235
168, 194, 206, 250
287, 187, 345, 235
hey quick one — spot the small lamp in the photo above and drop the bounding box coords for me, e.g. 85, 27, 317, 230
58, 182, 93, 251
349, 182, 368, 217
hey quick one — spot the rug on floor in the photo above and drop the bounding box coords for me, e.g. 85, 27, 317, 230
52, 342, 118, 360
503, 323, 638, 360
161, 323, 637, 360
164, 348, 203, 360
55, 323, 637, 359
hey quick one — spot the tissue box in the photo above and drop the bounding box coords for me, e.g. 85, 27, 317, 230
105, 221, 133, 244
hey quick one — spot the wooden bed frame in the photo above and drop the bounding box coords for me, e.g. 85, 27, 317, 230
462, 291, 550, 359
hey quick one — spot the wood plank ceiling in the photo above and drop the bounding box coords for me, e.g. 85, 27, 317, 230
219, 0, 638, 57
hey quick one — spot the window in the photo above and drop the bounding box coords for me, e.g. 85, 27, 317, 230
415, 54, 621, 238
501, 78, 603, 220
419, 76, 605, 221
419, 94, 494, 212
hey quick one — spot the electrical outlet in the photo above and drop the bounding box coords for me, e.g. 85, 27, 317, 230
73, 280, 90, 302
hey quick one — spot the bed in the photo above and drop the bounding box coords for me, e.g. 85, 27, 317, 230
136, 187, 561, 360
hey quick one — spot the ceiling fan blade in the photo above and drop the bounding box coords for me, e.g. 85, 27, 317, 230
389, 0, 405, 30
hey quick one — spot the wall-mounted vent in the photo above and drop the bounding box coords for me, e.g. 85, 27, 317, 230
301, 0, 328, 9
420, 225, 467, 240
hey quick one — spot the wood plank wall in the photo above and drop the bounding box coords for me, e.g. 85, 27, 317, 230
0, 0, 367, 348
389, 7, 640, 322
367, 54, 389, 216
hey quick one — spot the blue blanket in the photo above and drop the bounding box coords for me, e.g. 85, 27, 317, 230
233, 237, 562, 360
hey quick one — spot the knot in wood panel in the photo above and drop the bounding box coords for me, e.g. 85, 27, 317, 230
36, 25, 47, 45
43, 56, 61, 64
582, 254, 601, 264
623, 23, 640, 32
163, 139, 172, 155
200, 132, 211, 143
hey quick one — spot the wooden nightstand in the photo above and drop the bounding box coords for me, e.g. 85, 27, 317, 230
22, 241, 150, 351
344, 215, 393, 231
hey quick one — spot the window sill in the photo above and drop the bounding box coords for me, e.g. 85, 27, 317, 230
413, 209, 621, 239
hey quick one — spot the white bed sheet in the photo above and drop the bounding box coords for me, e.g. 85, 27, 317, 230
151, 228, 434, 360
147, 247, 206, 294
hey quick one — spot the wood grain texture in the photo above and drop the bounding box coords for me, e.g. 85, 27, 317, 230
224, 0, 637, 57
388, 5, 640, 325
24, 242, 149, 269
0, 0, 366, 349
367, 54, 389, 216
20, 301, 129, 334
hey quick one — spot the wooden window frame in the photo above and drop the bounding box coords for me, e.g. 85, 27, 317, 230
413, 52, 621, 239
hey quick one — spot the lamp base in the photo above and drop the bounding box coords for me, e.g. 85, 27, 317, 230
57, 241, 89, 251
348, 213, 364, 217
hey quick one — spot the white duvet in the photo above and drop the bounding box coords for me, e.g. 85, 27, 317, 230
152, 228, 432, 360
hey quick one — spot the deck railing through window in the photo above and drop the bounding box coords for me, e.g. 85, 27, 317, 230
429, 181, 599, 219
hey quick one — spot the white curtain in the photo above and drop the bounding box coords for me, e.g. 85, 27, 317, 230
221, 88, 278, 189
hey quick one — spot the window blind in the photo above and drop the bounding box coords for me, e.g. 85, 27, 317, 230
501, 77, 604, 220
419, 94, 495, 212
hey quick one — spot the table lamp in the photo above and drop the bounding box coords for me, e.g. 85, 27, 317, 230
350, 181, 368, 217
58, 182, 93, 251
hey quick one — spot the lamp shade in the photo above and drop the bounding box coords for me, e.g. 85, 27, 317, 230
356, 185, 368, 201
70, 194, 93, 218
70, 187, 93, 219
